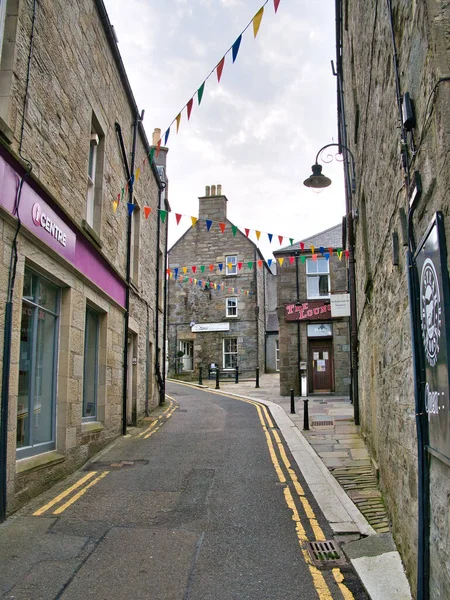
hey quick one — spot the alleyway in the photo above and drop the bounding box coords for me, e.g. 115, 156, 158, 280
0, 382, 368, 600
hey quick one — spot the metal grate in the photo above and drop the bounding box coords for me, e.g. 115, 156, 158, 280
307, 540, 347, 567
311, 420, 334, 427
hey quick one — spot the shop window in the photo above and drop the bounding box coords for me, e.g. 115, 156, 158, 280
226, 297, 238, 317
83, 306, 99, 420
85, 114, 104, 233
306, 257, 330, 299
17, 269, 60, 458
223, 338, 238, 370
226, 255, 237, 275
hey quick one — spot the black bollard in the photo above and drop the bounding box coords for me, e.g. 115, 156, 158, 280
303, 398, 309, 430
199, 366, 203, 386
255, 367, 260, 388
215, 368, 220, 390
235, 365, 239, 384
290, 389, 295, 414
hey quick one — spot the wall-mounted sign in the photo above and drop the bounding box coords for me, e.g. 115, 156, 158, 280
307, 323, 332, 338
415, 212, 450, 463
285, 300, 331, 322
191, 322, 230, 332
330, 293, 351, 317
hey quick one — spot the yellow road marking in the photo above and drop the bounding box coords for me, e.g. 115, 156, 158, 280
332, 569, 355, 599
33, 472, 97, 516
139, 398, 176, 438
53, 471, 110, 515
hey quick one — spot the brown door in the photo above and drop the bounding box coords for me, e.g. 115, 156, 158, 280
309, 340, 333, 393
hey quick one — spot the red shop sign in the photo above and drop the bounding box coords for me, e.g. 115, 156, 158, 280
284, 300, 331, 322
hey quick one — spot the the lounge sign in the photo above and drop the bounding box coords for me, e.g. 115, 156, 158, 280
415, 212, 450, 463
285, 300, 331, 322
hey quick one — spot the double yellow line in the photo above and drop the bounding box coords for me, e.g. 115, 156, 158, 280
33, 470, 109, 516
137, 397, 177, 440
211, 390, 355, 600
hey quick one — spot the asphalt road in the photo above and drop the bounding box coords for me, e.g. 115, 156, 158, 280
0, 382, 369, 599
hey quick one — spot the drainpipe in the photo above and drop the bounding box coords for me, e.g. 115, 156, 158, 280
162, 206, 169, 398
155, 181, 166, 405
295, 254, 302, 396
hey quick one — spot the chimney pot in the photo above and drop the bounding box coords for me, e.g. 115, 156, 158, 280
152, 128, 161, 146
211, 185, 216, 196
217, 184, 222, 195
205, 186, 210, 197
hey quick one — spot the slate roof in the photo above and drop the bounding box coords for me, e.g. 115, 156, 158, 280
276, 223, 343, 254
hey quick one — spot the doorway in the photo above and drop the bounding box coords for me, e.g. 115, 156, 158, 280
308, 340, 333, 393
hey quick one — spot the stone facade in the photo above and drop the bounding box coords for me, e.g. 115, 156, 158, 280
274, 224, 350, 397
167, 186, 274, 379
0, 0, 166, 515
339, 0, 450, 595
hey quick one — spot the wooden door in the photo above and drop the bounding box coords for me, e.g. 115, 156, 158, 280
309, 340, 333, 393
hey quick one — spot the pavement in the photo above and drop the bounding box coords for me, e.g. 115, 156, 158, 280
186, 372, 413, 600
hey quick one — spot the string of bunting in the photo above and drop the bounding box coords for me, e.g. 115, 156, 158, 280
112, 0, 282, 212
168, 272, 254, 296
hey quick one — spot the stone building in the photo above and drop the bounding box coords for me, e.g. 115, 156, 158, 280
274, 224, 350, 397
167, 185, 275, 379
336, 0, 450, 596
0, 0, 167, 518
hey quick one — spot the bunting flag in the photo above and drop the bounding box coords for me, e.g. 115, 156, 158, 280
300, 242, 305, 250
257, 259, 263, 268
164, 128, 170, 145
191, 216, 198, 227
278, 257, 284, 267
219, 222, 226, 233
127, 203, 135, 216
345, 250, 350, 258
289, 238, 294, 245
337, 250, 343, 261
310, 244, 315, 254
113, 200, 118, 213
156, 139, 161, 157
198, 82, 205, 105
253, 7, 264, 37
312, 254, 318, 261
175, 213, 182, 225
192, 266, 197, 273
255, 230, 261, 241
248, 261, 253, 270
325, 252, 330, 260
300, 255, 306, 264
268, 233, 273, 243
232, 225, 238, 236
232, 35, 242, 63
245, 228, 250, 237
289, 256, 295, 265
176, 113, 181, 133
187, 98, 193, 120
183, 267, 187, 274
274, 0, 281, 13
268, 259, 272, 267
328, 247, 333, 255
121, 188, 124, 201
209, 264, 214, 271
278, 235, 284, 246
319, 246, 324, 255
144, 206, 151, 219
206, 219, 213, 231
218, 263, 223, 271
160, 210, 167, 223
238, 262, 243, 270
216, 57, 225, 82
174, 268, 179, 278
135, 167, 141, 182
200, 265, 205, 273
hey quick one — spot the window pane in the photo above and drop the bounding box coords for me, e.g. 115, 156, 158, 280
36, 278, 59, 313
317, 258, 329, 274
17, 304, 33, 448
33, 309, 57, 444
83, 308, 99, 418
319, 275, 329, 296
307, 276, 319, 297
306, 259, 317, 274
226, 255, 237, 275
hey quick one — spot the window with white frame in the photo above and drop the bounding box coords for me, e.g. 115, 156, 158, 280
225, 255, 237, 275
223, 338, 238, 370
179, 340, 193, 371
226, 297, 238, 317
306, 257, 330, 299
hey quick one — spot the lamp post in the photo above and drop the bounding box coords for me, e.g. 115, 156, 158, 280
303, 142, 359, 425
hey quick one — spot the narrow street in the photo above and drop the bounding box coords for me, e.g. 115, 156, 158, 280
1, 382, 368, 600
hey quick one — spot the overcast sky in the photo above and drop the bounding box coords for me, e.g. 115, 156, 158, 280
103, 0, 345, 261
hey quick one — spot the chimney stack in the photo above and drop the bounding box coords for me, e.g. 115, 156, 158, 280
205, 185, 210, 197
152, 128, 161, 146
211, 185, 216, 196
199, 184, 227, 221
217, 184, 222, 195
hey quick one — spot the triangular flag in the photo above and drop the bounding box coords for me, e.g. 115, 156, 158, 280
289, 256, 295, 265
127, 203, 135, 216
206, 219, 212, 231
160, 210, 167, 223
325, 253, 330, 260
227, 262, 233, 271
164, 128, 170, 145
113, 200, 118, 213
345, 249, 350, 258
253, 7, 264, 38
232, 35, 242, 63
312, 254, 318, 261
149, 147, 155, 163
231, 225, 238, 236
300, 242, 305, 250
337, 250, 343, 261
217, 57, 225, 82
319, 246, 324, 255
176, 113, 181, 133
209, 264, 214, 271
218, 263, 223, 271
189, 278, 193, 284
200, 265, 205, 273
310, 244, 315, 254
219, 222, 226, 233
156, 139, 161, 157
174, 268, 179, 278
144, 206, 151, 219
198, 82, 205, 105
300, 255, 306, 264
166, 268, 171, 276
183, 267, 187, 274
135, 167, 141, 182
175, 213, 182, 225
192, 266, 197, 274
268, 233, 273, 243
121, 188, 124, 201
277, 257, 284, 266
274, 0, 281, 14
255, 230, 261, 241
245, 228, 250, 237
257, 260, 263, 268
289, 238, 294, 246
187, 98, 193, 120
191, 216, 198, 227
247, 261, 253, 270
278, 235, 283, 246
329, 247, 333, 254
238, 262, 243, 270
268, 259, 273, 267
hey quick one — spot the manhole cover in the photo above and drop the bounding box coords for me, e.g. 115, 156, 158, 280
307, 540, 347, 568
311, 420, 334, 427
85, 460, 149, 471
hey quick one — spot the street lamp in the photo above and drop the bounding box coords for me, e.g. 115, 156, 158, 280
303, 142, 360, 425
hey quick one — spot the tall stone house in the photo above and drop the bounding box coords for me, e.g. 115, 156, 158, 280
336, 0, 450, 596
0, 0, 168, 518
274, 224, 350, 397
167, 185, 275, 379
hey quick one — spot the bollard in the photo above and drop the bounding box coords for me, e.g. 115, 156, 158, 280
215, 368, 220, 390
255, 367, 260, 388
198, 366, 203, 386
235, 365, 239, 384
303, 398, 309, 430
290, 389, 295, 414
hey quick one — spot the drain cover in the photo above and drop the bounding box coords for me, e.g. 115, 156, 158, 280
311, 420, 334, 427
307, 540, 347, 568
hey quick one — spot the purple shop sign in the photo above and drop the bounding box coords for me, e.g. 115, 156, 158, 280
0, 155, 126, 308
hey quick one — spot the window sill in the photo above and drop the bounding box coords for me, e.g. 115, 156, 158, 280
82, 219, 103, 249
16, 450, 65, 475
81, 421, 104, 434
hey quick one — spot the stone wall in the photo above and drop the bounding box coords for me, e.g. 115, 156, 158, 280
342, 0, 450, 594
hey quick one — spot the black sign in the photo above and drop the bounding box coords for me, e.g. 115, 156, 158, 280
415, 213, 450, 462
